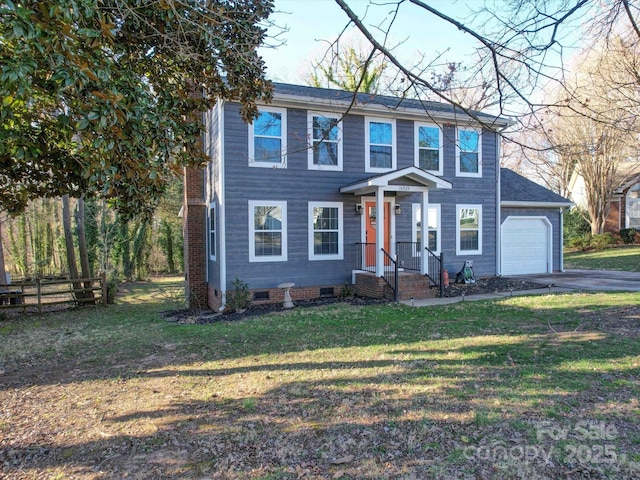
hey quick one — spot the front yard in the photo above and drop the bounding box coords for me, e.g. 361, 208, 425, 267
1, 278, 639, 479
564, 245, 640, 271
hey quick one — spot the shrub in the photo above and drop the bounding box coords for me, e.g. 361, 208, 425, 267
106, 275, 120, 304
226, 277, 251, 312
563, 208, 591, 246
620, 228, 637, 245
567, 234, 591, 249
590, 232, 617, 250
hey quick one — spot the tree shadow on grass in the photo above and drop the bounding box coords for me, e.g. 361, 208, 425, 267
2, 350, 640, 479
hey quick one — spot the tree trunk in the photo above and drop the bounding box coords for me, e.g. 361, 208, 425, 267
62, 195, 83, 300
76, 196, 95, 303
162, 220, 176, 274
132, 220, 149, 280
119, 217, 133, 281
0, 221, 8, 286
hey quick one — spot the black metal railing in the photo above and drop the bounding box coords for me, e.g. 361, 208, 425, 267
425, 247, 444, 297
381, 248, 398, 301
354, 242, 376, 272
396, 241, 421, 271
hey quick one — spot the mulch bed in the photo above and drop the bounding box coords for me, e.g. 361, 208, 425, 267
163, 276, 546, 324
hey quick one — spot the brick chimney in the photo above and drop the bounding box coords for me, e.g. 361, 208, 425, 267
183, 166, 208, 309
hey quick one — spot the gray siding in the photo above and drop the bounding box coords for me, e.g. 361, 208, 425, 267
218, 102, 501, 291
501, 207, 563, 272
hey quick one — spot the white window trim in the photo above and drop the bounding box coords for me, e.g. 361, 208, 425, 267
365, 117, 396, 173
455, 127, 482, 178
248, 106, 287, 168
249, 200, 287, 262
308, 201, 344, 261
456, 204, 483, 255
307, 111, 343, 171
412, 203, 441, 255
626, 184, 640, 228
209, 203, 216, 261
414, 123, 443, 176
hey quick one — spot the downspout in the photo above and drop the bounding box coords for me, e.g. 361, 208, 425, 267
218, 101, 227, 311
204, 111, 210, 285
496, 131, 502, 276
559, 207, 565, 272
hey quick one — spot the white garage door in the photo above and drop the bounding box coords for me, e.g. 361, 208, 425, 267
501, 217, 551, 275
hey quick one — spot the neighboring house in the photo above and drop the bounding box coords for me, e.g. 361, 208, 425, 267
183, 82, 571, 309
568, 164, 640, 236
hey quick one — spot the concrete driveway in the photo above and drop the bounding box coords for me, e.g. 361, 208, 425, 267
507, 269, 640, 292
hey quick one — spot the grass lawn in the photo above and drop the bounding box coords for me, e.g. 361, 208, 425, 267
564, 245, 640, 271
1, 277, 640, 479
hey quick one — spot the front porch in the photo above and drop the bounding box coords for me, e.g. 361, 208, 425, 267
351, 241, 445, 301
341, 166, 452, 301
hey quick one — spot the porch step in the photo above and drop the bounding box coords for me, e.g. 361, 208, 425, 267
354, 272, 437, 301
397, 273, 437, 300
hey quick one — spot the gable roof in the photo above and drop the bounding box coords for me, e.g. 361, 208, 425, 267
614, 173, 640, 195
340, 166, 452, 196
501, 168, 572, 207
271, 82, 511, 130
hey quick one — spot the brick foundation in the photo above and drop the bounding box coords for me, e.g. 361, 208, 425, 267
212, 284, 347, 307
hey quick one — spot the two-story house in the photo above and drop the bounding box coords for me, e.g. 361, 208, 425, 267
183, 83, 571, 310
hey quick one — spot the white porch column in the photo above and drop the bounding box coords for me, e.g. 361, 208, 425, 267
375, 187, 385, 277
420, 190, 429, 275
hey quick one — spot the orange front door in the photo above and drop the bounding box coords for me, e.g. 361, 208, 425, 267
364, 201, 391, 267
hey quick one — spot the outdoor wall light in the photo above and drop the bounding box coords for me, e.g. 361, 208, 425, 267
355, 204, 363, 214
395, 204, 402, 215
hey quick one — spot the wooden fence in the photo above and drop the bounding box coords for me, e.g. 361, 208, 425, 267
0, 272, 107, 313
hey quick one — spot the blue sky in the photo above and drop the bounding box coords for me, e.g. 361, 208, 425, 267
259, 0, 483, 84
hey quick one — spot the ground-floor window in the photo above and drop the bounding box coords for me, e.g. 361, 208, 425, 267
309, 202, 343, 260
627, 184, 640, 228
209, 204, 216, 260
249, 200, 287, 262
456, 204, 482, 255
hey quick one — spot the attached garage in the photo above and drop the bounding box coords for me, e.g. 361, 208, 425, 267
500, 169, 573, 276
501, 217, 551, 275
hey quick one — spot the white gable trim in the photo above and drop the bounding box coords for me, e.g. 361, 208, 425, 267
340, 166, 452, 196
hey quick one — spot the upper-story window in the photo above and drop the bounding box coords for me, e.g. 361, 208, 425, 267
366, 117, 396, 173
456, 127, 482, 177
415, 123, 443, 175
308, 112, 343, 171
249, 106, 287, 168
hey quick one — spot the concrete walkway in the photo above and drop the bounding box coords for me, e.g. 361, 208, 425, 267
404, 269, 640, 307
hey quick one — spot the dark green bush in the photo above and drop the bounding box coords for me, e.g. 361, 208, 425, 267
567, 234, 591, 249
620, 228, 637, 245
563, 208, 591, 246
590, 232, 617, 250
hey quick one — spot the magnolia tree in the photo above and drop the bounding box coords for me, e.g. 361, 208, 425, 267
0, 0, 274, 217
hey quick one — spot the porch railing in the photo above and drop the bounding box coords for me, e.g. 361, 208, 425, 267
396, 241, 421, 272
354, 242, 376, 273
425, 247, 445, 297
381, 248, 398, 302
